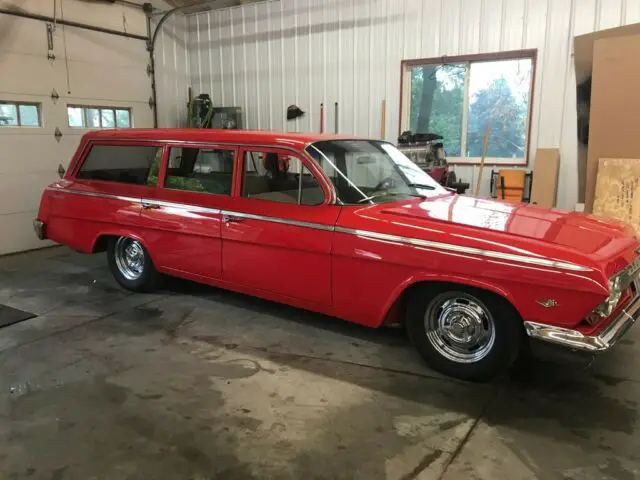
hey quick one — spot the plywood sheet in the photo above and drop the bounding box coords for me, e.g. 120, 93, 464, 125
592, 158, 640, 235
584, 33, 640, 213
530, 148, 560, 208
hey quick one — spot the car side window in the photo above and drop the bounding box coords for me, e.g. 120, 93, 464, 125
164, 147, 234, 195
76, 144, 160, 186
241, 150, 324, 206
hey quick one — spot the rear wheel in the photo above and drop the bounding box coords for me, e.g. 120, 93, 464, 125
406, 284, 522, 382
107, 237, 161, 292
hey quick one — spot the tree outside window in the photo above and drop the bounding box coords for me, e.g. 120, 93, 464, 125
407, 53, 534, 165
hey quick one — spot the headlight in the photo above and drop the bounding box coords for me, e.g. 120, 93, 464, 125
594, 272, 625, 318
610, 275, 622, 292
590, 257, 640, 320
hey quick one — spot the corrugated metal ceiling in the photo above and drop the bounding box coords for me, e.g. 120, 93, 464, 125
161, 0, 270, 14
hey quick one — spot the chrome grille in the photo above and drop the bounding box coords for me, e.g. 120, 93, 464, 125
620, 257, 640, 290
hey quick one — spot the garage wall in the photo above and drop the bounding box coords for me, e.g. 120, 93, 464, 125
182, 0, 640, 210
154, 12, 190, 128
0, 0, 153, 255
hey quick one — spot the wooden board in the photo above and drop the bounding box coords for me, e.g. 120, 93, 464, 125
584, 33, 640, 212
592, 158, 640, 235
530, 148, 560, 208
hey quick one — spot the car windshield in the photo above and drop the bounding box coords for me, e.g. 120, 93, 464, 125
306, 140, 449, 205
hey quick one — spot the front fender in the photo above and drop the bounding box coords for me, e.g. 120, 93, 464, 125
378, 273, 518, 327
379, 273, 606, 330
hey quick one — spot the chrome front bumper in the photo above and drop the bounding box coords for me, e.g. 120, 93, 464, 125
524, 291, 640, 353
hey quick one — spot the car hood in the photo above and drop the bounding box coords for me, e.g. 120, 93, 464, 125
376, 194, 638, 273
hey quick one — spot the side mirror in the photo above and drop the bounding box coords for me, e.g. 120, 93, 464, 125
57, 163, 65, 179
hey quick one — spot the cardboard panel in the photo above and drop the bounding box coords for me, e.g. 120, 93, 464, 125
530, 148, 560, 208
584, 33, 640, 212
574, 23, 640, 80
593, 158, 640, 235
573, 23, 640, 204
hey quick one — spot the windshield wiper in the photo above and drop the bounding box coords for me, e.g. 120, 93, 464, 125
357, 192, 426, 204
407, 183, 436, 190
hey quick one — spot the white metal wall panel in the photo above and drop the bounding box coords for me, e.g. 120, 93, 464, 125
0, 0, 152, 255
176, 0, 639, 209
155, 13, 190, 127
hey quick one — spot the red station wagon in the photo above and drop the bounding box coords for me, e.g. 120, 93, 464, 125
34, 129, 640, 381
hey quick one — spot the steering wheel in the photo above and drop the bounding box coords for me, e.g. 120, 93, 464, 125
373, 176, 396, 191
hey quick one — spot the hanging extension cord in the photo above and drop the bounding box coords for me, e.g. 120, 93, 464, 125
60, 0, 71, 94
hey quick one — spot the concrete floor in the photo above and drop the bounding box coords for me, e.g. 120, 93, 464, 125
0, 248, 639, 480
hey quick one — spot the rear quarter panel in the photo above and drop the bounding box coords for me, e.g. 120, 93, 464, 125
45, 181, 149, 253
40, 136, 159, 253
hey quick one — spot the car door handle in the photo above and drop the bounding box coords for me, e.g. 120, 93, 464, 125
223, 214, 245, 223
142, 201, 160, 210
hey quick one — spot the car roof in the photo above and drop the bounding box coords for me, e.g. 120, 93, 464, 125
85, 128, 369, 149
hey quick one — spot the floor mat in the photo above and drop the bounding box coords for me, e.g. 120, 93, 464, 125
0, 305, 36, 329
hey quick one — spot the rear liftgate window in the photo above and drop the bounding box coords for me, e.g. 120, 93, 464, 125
76, 145, 161, 186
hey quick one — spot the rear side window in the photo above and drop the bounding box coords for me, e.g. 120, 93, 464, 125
76, 145, 161, 186
165, 147, 234, 195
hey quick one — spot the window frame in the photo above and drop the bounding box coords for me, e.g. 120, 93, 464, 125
399, 49, 537, 166
238, 146, 328, 207
67, 105, 132, 129
0, 101, 42, 127
162, 144, 237, 197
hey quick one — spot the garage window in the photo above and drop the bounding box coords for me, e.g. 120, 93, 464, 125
0, 101, 41, 127
68, 106, 132, 129
76, 145, 160, 186
401, 50, 536, 165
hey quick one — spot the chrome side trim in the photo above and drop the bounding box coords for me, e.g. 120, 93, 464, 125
50, 188, 222, 215
524, 288, 640, 353
51, 187, 592, 272
334, 227, 592, 272
51, 187, 139, 204
219, 210, 334, 232
143, 199, 221, 215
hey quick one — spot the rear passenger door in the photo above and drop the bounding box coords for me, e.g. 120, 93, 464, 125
140, 144, 237, 280
221, 147, 340, 305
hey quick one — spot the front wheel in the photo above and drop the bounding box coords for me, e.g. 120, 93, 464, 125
107, 236, 161, 292
406, 285, 522, 382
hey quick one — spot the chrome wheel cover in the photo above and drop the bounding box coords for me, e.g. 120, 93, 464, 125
114, 237, 145, 281
424, 292, 496, 364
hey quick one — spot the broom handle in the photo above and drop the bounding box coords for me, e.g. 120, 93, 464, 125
474, 121, 491, 196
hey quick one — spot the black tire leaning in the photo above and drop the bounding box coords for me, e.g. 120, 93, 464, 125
107, 236, 161, 293
406, 283, 523, 382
